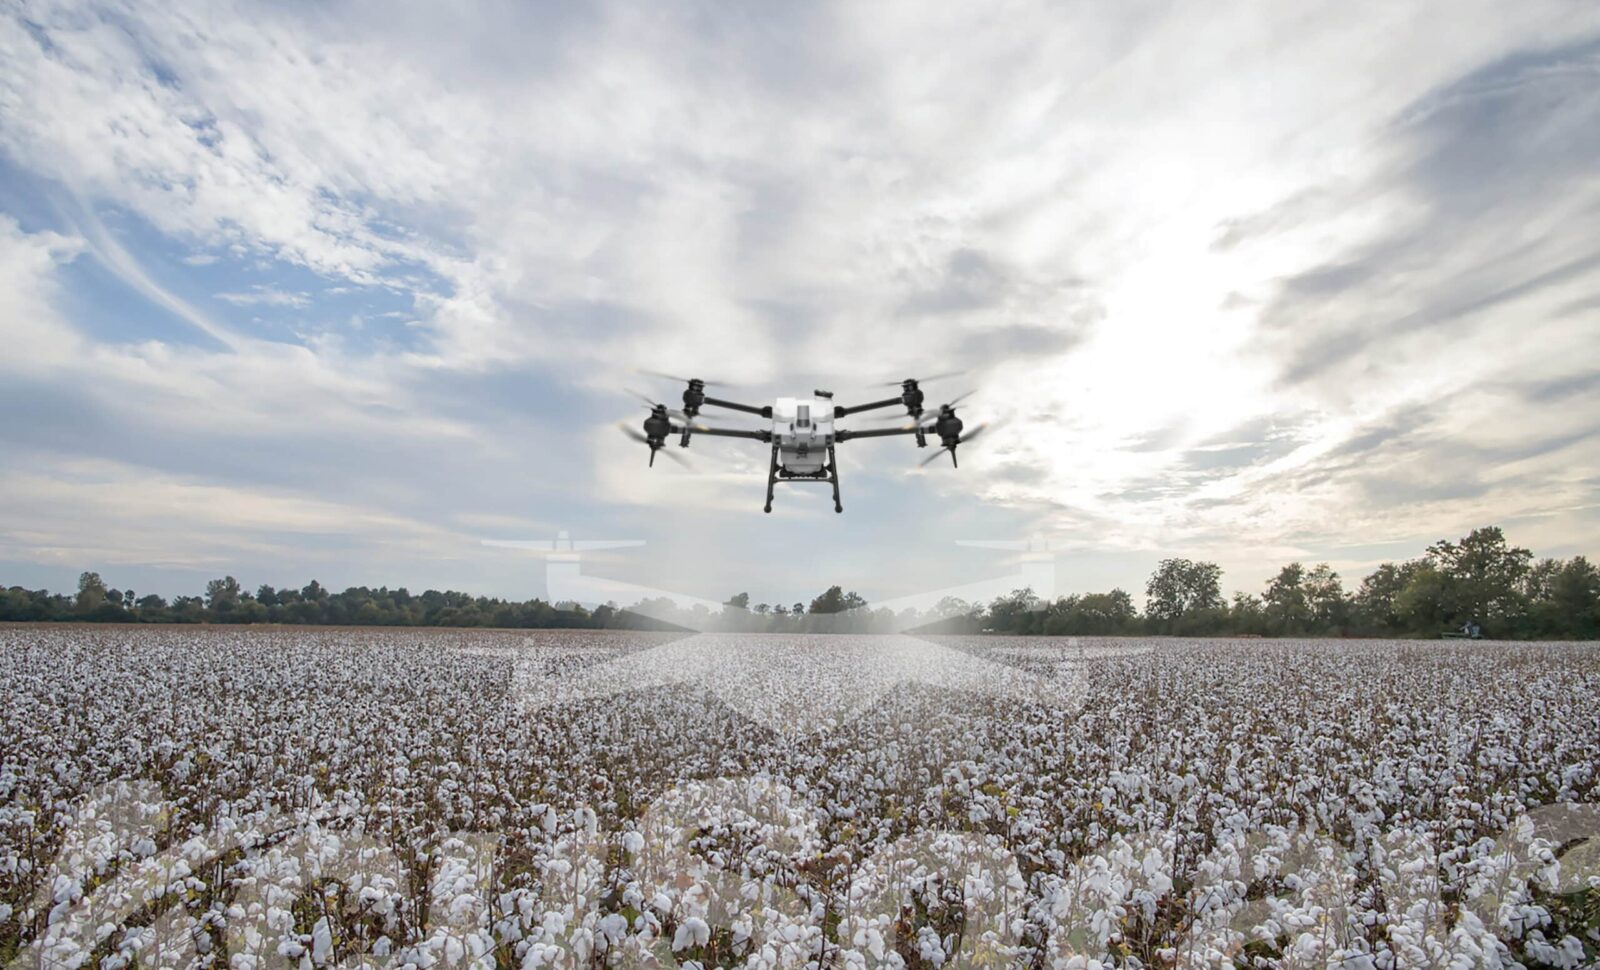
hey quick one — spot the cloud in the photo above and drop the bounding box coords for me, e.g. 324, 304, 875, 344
213, 286, 311, 309
0, 456, 467, 570
0, 214, 84, 366
1249, 37, 1600, 394
1, 0, 1598, 601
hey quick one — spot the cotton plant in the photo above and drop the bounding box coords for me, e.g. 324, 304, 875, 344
4, 629, 1600, 970
839, 829, 1028, 968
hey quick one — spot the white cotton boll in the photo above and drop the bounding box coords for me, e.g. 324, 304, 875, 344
311, 918, 333, 963
671, 923, 693, 951
1556, 935, 1586, 967
598, 913, 627, 944
864, 927, 885, 959
1291, 932, 1321, 960
569, 927, 594, 963
520, 943, 554, 970
541, 911, 565, 938
672, 916, 710, 951
51, 874, 82, 906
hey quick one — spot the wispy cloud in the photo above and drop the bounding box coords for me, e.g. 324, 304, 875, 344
213, 286, 311, 309
1, 0, 1597, 600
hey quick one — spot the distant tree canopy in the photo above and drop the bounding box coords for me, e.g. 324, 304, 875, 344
1143, 558, 1225, 634
0, 580, 679, 631
2, 525, 1596, 638
808, 585, 868, 614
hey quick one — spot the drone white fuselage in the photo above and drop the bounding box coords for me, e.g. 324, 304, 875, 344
771, 397, 835, 475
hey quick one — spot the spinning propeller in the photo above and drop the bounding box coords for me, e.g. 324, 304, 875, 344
626, 389, 688, 421
870, 388, 975, 420
919, 400, 991, 468
638, 369, 740, 388
920, 423, 989, 467
879, 370, 965, 387
635, 371, 742, 418
618, 403, 689, 467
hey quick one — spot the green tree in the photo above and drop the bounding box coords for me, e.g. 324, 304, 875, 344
724, 592, 750, 610
1354, 561, 1423, 632
988, 588, 1042, 633
1229, 591, 1265, 635
1524, 558, 1562, 602
1262, 562, 1310, 634
808, 586, 849, 613
205, 576, 243, 610
1548, 556, 1600, 638
170, 595, 206, 622
1393, 564, 1448, 633
1144, 558, 1224, 629
932, 596, 973, 618
1303, 563, 1348, 631
1426, 526, 1532, 631
1046, 589, 1137, 635
1080, 589, 1136, 632
76, 571, 108, 613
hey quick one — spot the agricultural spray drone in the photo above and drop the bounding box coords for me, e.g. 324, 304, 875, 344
620, 373, 989, 513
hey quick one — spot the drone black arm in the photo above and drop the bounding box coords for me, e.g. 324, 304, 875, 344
703, 396, 773, 418
836, 425, 924, 442
677, 423, 772, 442
832, 397, 904, 418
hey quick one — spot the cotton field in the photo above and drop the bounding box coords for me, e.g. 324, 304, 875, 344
2, 628, 1598, 970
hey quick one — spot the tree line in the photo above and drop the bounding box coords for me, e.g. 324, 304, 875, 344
2, 525, 1595, 638
0, 576, 675, 630
965, 525, 1597, 639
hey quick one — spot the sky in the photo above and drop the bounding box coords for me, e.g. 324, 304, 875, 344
1, 0, 1598, 608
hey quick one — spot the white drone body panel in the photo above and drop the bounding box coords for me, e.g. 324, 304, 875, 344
771, 397, 835, 474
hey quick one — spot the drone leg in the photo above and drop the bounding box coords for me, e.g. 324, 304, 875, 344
763, 443, 778, 513
828, 444, 843, 513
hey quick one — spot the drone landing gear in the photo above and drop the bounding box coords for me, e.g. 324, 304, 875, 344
762, 444, 845, 513
828, 443, 843, 513
764, 444, 778, 513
